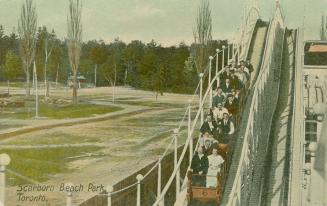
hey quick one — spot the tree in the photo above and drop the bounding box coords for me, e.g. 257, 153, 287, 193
35, 26, 56, 99
49, 40, 63, 88
4, 51, 21, 94
89, 45, 107, 87
100, 54, 118, 103
320, 15, 327, 41
67, 0, 82, 104
18, 0, 37, 97
192, 0, 212, 74
153, 65, 166, 101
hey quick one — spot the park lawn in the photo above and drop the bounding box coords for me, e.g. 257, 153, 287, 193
1, 146, 103, 186
39, 103, 123, 119
1, 103, 123, 119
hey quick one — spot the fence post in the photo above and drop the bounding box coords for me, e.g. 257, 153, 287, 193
65, 182, 73, 206
174, 129, 180, 196
216, 49, 220, 88
199, 73, 204, 125
188, 100, 193, 165
136, 174, 143, 206
106, 185, 114, 206
0, 154, 10, 206
209, 56, 214, 108
157, 160, 164, 206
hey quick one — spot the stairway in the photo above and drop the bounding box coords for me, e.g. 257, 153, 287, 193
262, 29, 297, 206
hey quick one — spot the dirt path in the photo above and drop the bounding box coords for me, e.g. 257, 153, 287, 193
0, 105, 169, 141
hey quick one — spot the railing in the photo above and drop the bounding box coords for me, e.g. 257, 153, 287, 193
224, 4, 285, 206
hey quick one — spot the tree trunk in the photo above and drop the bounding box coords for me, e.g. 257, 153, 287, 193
94, 64, 97, 87
113, 64, 117, 104
72, 72, 78, 104
124, 62, 129, 86
55, 63, 59, 89
25, 66, 31, 97
44, 57, 49, 99
156, 92, 158, 101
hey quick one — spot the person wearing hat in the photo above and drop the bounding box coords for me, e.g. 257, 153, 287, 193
200, 114, 218, 135
230, 71, 242, 90
224, 94, 238, 116
212, 87, 225, 108
240, 60, 250, 79
220, 65, 232, 82
246, 59, 254, 74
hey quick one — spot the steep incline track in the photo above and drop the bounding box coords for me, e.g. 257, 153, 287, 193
261, 29, 297, 206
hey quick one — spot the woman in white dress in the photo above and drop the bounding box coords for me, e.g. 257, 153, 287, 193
206, 147, 225, 188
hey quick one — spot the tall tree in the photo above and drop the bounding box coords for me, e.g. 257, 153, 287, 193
3, 51, 21, 94
67, 0, 82, 104
89, 45, 107, 87
18, 0, 37, 96
192, 0, 212, 74
100, 54, 118, 103
49, 43, 63, 88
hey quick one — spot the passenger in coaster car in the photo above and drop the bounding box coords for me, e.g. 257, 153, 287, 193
206, 145, 225, 188
190, 146, 209, 187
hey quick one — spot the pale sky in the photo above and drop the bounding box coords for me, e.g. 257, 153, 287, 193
0, 0, 325, 46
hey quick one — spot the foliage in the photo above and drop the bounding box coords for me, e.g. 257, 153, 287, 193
3, 51, 21, 81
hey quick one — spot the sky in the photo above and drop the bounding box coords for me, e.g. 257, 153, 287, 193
0, 0, 326, 46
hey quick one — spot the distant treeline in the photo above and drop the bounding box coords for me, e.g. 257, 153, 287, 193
0, 25, 228, 94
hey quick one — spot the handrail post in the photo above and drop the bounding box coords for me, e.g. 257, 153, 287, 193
222, 45, 226, 69
65, 182, 74, 206
157, 160, 164, 206
237, 44, 240, 64
188, 100, 193, 164
136, 174, 143, 206
209, 56, 214, 108
216, 49, 220, 88
174, 129, 180, 196
199, 73, 204, 125
106, 185, 114, 206
0, 154, 10, 206
227, 43, 230, 61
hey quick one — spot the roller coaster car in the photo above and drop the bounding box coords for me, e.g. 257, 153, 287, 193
187, 144, 229, 205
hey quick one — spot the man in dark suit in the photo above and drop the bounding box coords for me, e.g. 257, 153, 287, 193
200, 115, 218, 135
220, 66, 232, 82
220, 78, 233, 94
224, 95, 238, 116
217, 113, 235, 144
191, 146, 209, 187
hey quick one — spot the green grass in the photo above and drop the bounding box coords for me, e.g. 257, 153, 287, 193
1, 103, 123, 119
1, 146, 103, 186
